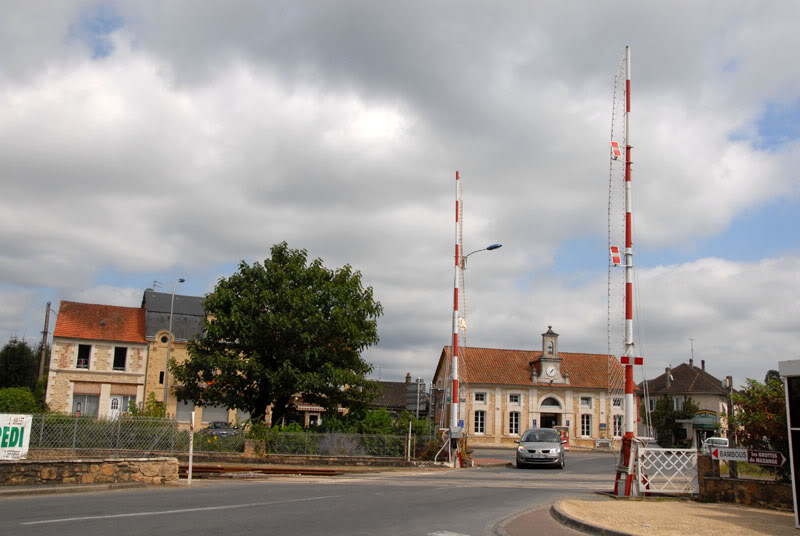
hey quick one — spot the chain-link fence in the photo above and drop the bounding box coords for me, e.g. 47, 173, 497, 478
25, 415, 430, 460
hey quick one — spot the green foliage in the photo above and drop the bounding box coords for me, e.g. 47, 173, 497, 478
730, 377, 789, 480
126, 392, 166, 418
171, 242, 383, 424
394, 411, 435, 437
0, 338, 39, 390
643, 396, 700, 447
0, 387, 39, 413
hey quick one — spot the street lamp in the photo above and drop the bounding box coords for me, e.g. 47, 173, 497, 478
461, 243, 502, 269
162, 278, 185, 415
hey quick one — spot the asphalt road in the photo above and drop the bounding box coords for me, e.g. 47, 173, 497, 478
1, 453, 616, 536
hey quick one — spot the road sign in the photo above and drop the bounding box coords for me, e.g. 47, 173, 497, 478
711, 447, 748, 462
748, 450, 787, 467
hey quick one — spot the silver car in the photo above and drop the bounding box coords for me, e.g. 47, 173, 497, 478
515, 428, 565, 469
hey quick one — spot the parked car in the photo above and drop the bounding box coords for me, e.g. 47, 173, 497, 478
515, 428, 566, 469
702, 437, 728, 453
204, 421, 236, 438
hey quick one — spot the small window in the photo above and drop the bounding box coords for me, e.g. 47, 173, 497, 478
72, 394, 99, 416
474, 410, 486, 434
113, 347, 127, 371
648, 398, 656, 412
613, 397, 623, 407
613, 415, 623, 437
541, 397, 561, 408
77, 344, 91, 369
673, 397, 684, 411
160, 335, 169, 343
581, 414, 591, 437
509, 393, 521, 405
509, 411, 520, 435
547, 341, 554, 354
309, 414, 319, 427
581, 396, 592, 409
474, 392, 486, 403
159, 371, 165, 384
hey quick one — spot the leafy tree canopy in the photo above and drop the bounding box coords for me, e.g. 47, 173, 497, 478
0, 338, 39, 390
0, 387, 38, 413
643, 396, 700, 447
171, 242, 383, 425
730, 376, 788, 479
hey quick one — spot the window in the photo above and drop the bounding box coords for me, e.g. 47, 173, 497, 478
648, 398, 656, 412
176, 399, 195, 422
159, 371, 165, 384
541, 397, 561, 408
613, 397, 623, 408
581, 414, 591, 437
77, 344, 91, 369
509, 412, 520, 435
309, 415, 319, 427
673, 397, 684, 411
509, 393, 521, 405
580, 396, 592, 409
474, 392, 486, 403
474, 410, 485, 434
113, 347, 127, 371
613, 415, 623, 437
547, 341, 554, 354
120, 395, 135, 413
72, 394, 99, 416
160, 335, 169, 344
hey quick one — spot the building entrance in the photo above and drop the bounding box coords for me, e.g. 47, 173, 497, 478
540, 413, 559, 428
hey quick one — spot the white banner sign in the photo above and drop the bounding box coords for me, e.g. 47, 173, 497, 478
0, 414, 32, 460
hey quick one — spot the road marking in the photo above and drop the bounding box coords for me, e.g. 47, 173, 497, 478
20, 495, 341, 526
428, 532, 472, 536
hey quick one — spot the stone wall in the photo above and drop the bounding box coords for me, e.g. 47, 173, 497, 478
697, 454, 792, 510
0, 457, 179, 486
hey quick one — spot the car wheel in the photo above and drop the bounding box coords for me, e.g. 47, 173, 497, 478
557, 456, 565, 470
516, 460, 526, 469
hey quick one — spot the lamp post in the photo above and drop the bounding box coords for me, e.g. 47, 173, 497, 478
461, 244, 502, 270
450, 243, 502, 434
162, 278, 185, 415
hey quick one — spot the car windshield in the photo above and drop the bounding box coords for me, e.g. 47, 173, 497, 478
521, 430, 560, 443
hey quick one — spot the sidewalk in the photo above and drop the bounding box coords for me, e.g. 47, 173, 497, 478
503, 496, 795, 536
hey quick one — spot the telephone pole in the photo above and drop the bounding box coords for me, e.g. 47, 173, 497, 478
38, 301, 51, 382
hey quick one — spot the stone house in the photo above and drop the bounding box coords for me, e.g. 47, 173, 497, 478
432, 327, 629, 449
47, 301, 148, 418
638, 360, 729, 447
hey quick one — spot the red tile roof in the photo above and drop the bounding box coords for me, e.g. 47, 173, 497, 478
437, 346, 623, 390
53, 301, 146, 343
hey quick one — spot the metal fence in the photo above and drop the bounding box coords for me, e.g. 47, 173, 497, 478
636, 446, 698, 495
25, 415, 429, 459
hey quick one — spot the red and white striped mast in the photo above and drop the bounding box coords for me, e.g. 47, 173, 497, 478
451, 171, 463, 437
614, 45, 642, 497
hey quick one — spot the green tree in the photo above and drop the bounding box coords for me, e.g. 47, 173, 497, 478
0, 387, 38, 413
729, 377, 788, 479
764, 369, 781, 384
644, 396, 699, 447
0, 338, 38, 390
171, 242, 383, 425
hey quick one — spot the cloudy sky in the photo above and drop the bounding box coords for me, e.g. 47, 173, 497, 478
2, 1, 798, 389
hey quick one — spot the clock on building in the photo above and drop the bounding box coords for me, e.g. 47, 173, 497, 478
546, 366, 556, 377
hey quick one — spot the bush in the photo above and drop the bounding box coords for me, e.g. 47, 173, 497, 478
0, 387, 38, 413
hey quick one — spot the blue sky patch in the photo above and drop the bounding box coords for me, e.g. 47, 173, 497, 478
756, 99, 800, 150
70, 4, 123, 58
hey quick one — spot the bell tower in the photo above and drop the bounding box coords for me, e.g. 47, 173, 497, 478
539, 326, 565, 383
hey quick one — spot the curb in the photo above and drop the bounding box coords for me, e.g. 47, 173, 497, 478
0, 482, 173, 498
550, 501, 634, 536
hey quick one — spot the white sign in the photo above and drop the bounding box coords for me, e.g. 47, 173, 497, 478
0, 414, 32, 460
711, 447, 748, 462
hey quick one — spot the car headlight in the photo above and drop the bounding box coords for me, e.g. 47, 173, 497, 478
517, 445, 525, 452
553, 446, 561, 453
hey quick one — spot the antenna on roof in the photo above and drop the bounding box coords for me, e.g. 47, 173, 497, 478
152, 280, 163, 290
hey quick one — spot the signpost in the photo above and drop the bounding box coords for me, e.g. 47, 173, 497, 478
748, 450, 787, 467
0, 414, 32, 460
710, 447, 748, 462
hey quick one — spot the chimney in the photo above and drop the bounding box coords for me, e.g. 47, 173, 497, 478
665, 367, 671, 388
405, 373, 411, 384
701, 360, 705, 371
689, 358, 693, 368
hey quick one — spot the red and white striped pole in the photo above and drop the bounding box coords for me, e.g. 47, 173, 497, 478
451, 171, 462, 434
615, 45, 637, 496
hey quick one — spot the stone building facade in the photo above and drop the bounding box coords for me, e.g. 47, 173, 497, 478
46, 301, 148, 418
432, 327, 629, 449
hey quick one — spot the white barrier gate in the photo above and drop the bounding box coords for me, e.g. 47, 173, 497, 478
635, 443, 698, 495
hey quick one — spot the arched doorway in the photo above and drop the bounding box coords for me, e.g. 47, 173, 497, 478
540, 397, 562, 428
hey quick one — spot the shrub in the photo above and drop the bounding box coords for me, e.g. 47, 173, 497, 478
0, 387, 38, 413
